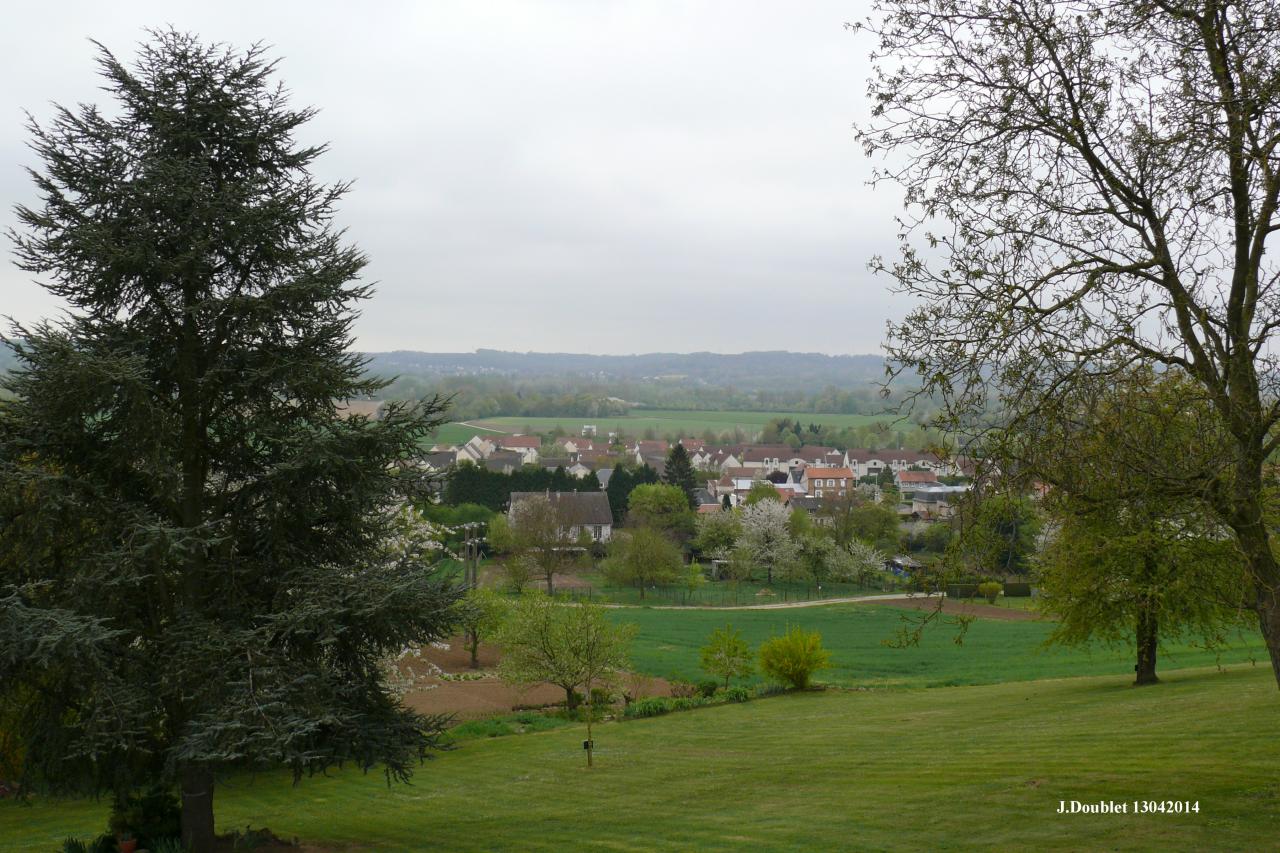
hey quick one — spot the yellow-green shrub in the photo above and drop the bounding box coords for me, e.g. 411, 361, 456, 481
759, 626, 831, 690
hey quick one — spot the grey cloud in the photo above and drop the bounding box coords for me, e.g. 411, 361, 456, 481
0, 0, 908, 355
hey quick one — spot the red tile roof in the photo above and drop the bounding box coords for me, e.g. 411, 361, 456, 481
803, 468, 855, 481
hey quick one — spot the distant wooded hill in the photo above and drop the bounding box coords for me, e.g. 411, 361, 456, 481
363, 350, 887, 394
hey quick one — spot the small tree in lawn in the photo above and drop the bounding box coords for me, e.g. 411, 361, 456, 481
453, 587, 508, 669
759, 627, 830, 690
602, 527, 683, 599
1022, 370, 1250, 685
509, 494, 575, 594
496, 595, 634, 767
700, 625, 754, 689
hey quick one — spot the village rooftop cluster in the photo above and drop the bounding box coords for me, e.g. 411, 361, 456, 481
423, 428, 974, 523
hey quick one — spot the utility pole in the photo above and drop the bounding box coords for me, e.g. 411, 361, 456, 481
461, 522, 481, 587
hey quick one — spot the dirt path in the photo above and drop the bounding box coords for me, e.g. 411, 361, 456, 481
601, 592, 944, 612
458, 421, 507, 433
399, 637, 671, 719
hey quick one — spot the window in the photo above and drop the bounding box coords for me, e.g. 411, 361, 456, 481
826, 479, 835, 487
593, 525, 603, 540
816, 489, 824, 498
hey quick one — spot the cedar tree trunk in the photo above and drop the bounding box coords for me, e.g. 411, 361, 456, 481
181, 765, 215, 853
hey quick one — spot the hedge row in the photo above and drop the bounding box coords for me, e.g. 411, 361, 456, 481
622, 686, 753, 719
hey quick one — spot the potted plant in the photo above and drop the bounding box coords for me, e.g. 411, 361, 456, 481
116, 832, 138, 853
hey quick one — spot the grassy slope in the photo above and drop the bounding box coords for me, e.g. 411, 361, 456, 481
5, 666, 1277, 851
612, 603, 1268, 688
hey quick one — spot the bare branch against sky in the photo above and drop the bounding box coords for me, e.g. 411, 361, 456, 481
1, 1, 902, 355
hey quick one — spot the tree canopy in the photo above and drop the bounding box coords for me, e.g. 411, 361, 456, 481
627, 483, 695, 540
603, 527, 684, 598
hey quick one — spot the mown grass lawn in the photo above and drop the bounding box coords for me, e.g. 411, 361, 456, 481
612, 603, 1269, 688
5, 665, 1277, 851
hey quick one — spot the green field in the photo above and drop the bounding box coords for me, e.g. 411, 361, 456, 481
612, 603, 1268, 688
425, 421, 498, 445
6, 665, 1277, 851
461, 409, 894, 439
423, 408, 906, 447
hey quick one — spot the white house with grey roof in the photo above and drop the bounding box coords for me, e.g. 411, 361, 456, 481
507, 491, 614, 542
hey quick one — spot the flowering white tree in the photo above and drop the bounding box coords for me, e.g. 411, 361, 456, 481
737, 500, 798, 584
379, 505, 461, 697
841, 540, 888, 585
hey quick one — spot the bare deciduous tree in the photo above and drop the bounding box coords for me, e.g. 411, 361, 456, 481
858, 1, 1280, 687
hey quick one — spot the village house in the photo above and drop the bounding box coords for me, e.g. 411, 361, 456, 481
488, 434, 541, 464
507, 490, 614, 542
556, 437, 611, 460
631, 439, 670, 457
483, 450, 526, 474
845, 448, 964, 479
800, 466, 857, 499
693, 447, 741, 471
738, 445, 795, 474
894, 469, 940, 496
790, 445, 848, 467
538, 456, 572, 472
456, 434, 495, 464
418, 450, 456, 473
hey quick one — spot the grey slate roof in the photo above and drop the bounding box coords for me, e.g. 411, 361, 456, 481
484, 450, 527, 472
508, 491, 614, 526
419, 451, 457, 470
693, 488, 718, 506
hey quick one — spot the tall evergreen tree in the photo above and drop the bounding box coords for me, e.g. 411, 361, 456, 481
0, 32, 457, 852
605, 465, 634, 523
663, 443, 699, 508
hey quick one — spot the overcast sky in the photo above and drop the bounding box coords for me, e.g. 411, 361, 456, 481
0, 1, 909, 356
